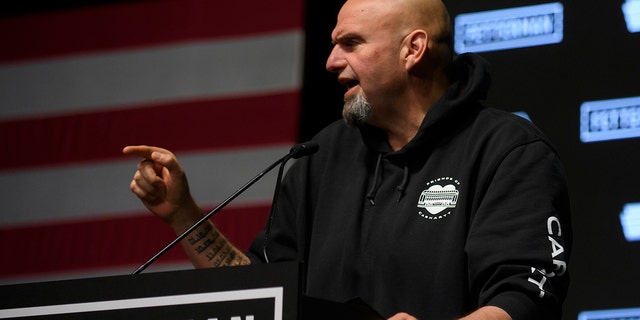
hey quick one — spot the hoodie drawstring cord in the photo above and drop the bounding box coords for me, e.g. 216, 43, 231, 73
366, 154, 410, 205
395, 165, 409, 202
366, 153, 383, 206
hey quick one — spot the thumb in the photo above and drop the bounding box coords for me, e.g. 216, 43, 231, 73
150, 151, 183, 175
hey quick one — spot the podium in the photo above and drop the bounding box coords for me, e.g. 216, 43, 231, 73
0, 262, 383, 320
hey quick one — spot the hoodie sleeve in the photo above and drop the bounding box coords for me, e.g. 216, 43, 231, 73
465, 139, 572, 320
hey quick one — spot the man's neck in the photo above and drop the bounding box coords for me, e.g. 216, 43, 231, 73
380, 70, 450, 151
384, 111, 424, 151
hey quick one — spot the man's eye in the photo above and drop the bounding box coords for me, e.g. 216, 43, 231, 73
343, 40, 359, 48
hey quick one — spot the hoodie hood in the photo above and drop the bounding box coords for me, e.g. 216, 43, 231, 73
358, 53, 491, 204
359, 53, 491, 155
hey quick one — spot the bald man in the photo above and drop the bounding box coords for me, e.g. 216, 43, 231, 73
125, 0, 572, 319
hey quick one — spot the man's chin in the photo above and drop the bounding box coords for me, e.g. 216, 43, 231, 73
342, 90, 372, 127
342, 109, 369, 127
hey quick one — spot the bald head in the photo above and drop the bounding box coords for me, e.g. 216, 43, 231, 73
402, 0, 452, 45
340, 0, 453, 67
393, 0, 453, 67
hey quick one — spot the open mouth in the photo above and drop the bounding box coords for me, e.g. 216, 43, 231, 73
341, 79, 360, 97
344, 79, 359, 89
338, 75, 359, 89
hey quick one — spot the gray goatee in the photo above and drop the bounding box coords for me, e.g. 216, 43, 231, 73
343, 91, 372, 127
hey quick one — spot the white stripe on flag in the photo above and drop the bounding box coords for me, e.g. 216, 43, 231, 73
0, 31, 303, 120
0, 145, 292, 226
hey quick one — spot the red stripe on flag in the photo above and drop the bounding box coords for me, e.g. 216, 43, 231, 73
0, 204, 269, 278
0, 0, 304, 63
0, 91, 300, 171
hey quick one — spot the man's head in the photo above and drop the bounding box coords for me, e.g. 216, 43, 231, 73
326, 0, 453, 127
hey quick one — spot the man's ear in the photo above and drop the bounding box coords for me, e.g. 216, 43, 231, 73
402, 29, 428, 71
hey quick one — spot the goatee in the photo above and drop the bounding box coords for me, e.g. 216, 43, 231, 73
343, 91, 372, 127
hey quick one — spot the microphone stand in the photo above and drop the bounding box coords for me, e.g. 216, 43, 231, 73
262, 155, 288, 263
132, 141, 318, 275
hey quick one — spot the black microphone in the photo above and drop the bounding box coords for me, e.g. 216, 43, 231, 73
289, 140, 319, 159
132, 141, 319, 275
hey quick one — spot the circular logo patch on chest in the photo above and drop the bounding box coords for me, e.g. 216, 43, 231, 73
417, 177, 461, 220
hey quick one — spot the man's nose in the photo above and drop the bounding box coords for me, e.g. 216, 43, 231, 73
326, 45, 346, 73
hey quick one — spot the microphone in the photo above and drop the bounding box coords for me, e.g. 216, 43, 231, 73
132, 141, 319, 275
289, 140, 319, 159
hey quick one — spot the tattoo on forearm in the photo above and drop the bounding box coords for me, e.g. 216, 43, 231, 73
187, 223, 214, 245
205, 251, 215, 261
195, 238, 214, 254
224, 251, 237, 266
194, 228, 220, 254
209, 235, 227, 257
212, 246, 233, 267
187, 223, 249, 267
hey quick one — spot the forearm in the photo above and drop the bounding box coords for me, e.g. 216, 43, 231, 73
180, 221, 251, 268
458, 306, 512, 320
171, 206, 251, 268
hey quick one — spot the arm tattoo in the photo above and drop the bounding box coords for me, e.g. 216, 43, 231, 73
187, 223, 249, 267
212, 246, 233, 267
187, 223, 214, 245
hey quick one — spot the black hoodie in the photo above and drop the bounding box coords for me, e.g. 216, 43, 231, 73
249, 53, 572, 319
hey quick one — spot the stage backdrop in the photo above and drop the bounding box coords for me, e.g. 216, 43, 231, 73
0, 0, 303, 281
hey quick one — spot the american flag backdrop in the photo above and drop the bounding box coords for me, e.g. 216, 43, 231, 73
0, 0, 304, 284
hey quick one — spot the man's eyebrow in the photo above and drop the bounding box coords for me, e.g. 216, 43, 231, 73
332, 33, 364, 44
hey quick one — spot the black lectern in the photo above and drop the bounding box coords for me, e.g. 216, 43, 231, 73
0, 262, 383, 320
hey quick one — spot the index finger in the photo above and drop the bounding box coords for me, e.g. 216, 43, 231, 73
123, 145, 181, 173
122, 145, 166, 159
